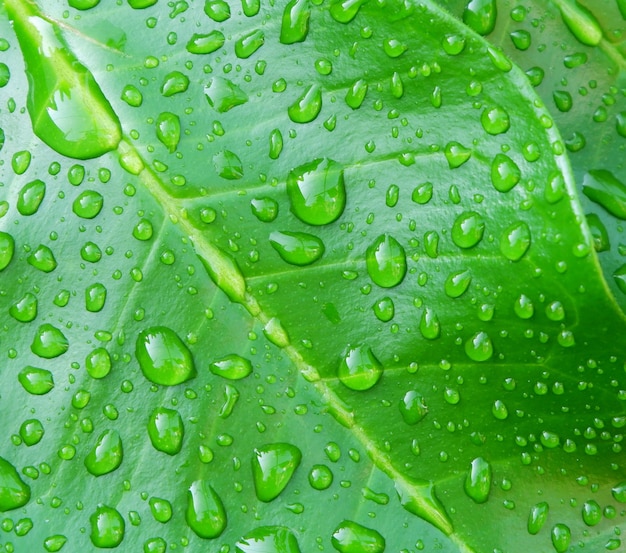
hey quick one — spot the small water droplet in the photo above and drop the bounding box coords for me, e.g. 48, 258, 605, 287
235, 29, 264, 59
10, 292, 38, 323
85, 430, 123, 476
43, 535, 67, 552
551, 523, 571, 553
366, 234, 406, 288
331, 520, 385, 553
213, 149, 243, 180
444, 269, 471, 298
442, 34, 465, 55
464, 331, 493, 362
452, 211, 485, 249
581, 500, 602, 526
17, 179, 46, 216
329, 0, 367, 23
500, 221, 531, 261
270, 231, 325, 266
149, 497, 173, 523
86, 282, 107, 312
252, 443, 301, 502
186, 480, 227, 538
251, 197, 279, 222
481, 105, 510, 135
309, 464, 333, 490
345, 79, 367, 109
27, 244, 57, 272
444, 142, 471, 168
121, 84, 143, 107
510, 29, 531, 50
19, 419, 44, 446
412, 182, 433, 204
0, 232, 15, 271
419, 307, 440, 340
514, 294, 534, 319
338, 345, 383, 391
612, 481, 626, 502
89, 505, 125, 548
161, 70, 189, 97
86, 347, 112, 379
209, 354, 253, 380
186, 30, 225, 54
147, 407, 184, 455
373, 296, 394, 322
268, 128, 283, 160
491, 154, 520, 192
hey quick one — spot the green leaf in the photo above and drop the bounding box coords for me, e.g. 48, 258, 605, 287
0, 0, 625, 552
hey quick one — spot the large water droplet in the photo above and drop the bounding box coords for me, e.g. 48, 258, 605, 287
527, 502, 549, 534
10, 292, 37, 323
147, 407, 184, 455
581, 500, 601, 526
331, 520, 385, 553
551, 523, 571, 553
419, 307, 440, 340
269, 129, 283, 160
149, 496, 173, 523
338, 345, 383, 391
463, 0, 497, 35
464, 331, 493, 361
0, 457, 31, 512
186, 31, 225, 54
491, 154, 520, 192
236, 526, 302, 553
6, 0, 121, 158
288, 84, 322, 123
161, 70, 189, 97
86, 282, 107, 312
73, 190, 103, 219
43, 535, 67, 552
280, 0, 310, 44
31, 324, 68, 359
345, 79, 367, 110
366, 234, 406, 288
612, 481, 626, 502
213, 150, 244, 180
481, 105, 510, 135
86, 347, 112, 379
252, 443, 302, 502
20, 418, 44, 446
235, 29, 265, 59
135, 326, 196, 386
155, 112, 180, 153
251, 197, 279, 222
89, 505, 125, 548
27, 244, 57, 272
0, 232, 15, 271
85, 430, 123, 476
500, 221, 531, 261
287, 158, 346, 225
186, 480, 227, 539
210, 354, 253, 380
270, 231, 325, 266
451, 211, 485, 249
557, 1, 602, 46
464, 457, 491, 503
18, 366, 54, 395
399, 391, 428, 425
329, 0, 367, 22
444, 141, 471, 168
582, 170, 626, 219
17, 179, 45, 215
444, 269, 471, 298
205, 77, 248, 112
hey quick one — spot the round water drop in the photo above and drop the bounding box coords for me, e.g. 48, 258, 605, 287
252, 443, 302, 502
17, 179, 46, 216
251, 197, 278, 222
442, 34, 465, 55
213, 149, 243, 180
444, 141, 471, 168
43, 535, 67, 552
0, 457, 31, 512
419, 307, 440, 340
309, 464, 333, 490
12, 150, 31, 174
510, 29, 531, 50
31, 324, 68, 359
345, 79, 368, 109
73, 190, 103, 219
514, 294, 534, 319
500, 221, 531, 261
0, 232, 15, 271
10, 292, 38, 322
463, 0, 497, 35
209, 354, 252, 380
551, 523, 571, 553
612, 481, 626, 502
373, 296, 394, 322
147, 407, 184, 455
280, 0, 310, 44
86, 282, 107, 312
366, 234, 406, 288
81, 241, 102, 263
452, 211, 485, 249
18, 366, 54, 395
149, 497, 173, 523
121, 84, 143, 107
235, 29, 265, 59
331, 520, 385, 553
28, 244, 57, 272
582, 500, 602, 526
236, 526, 302, 553
84, 430, 123, 476
19, 419, 44, 446
186, 31, 225, 54
444, 269, 471, 298
553, 90, 572, 113
68, 164, 85, 185
464, 331, 493, 361
399, 391, 427, 425
464, 457, 491, 503
86, 348, 112, 379
161, 71, 189, 97
287, 158, 346, 225
338, 345, 383, 391
90, 505, 125, 548
528, 502, 549, 534
155, 112, 180, 153
412, 182, 433, 204
186, 480, 227, 538
133, 219, 153, 241
491, 154, 520, 192
270, 231, 324, 266
135, 326, 196, 386
540, 430, 560, 448
288, 84, 322, 124
481, 105, 510, 135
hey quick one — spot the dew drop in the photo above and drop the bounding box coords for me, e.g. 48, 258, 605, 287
338, 345, 383, 391
85, 430, 123, 476
373, 296, 394, 322
280, 0, 310, 44
43, 535, 67, 552
491, 154, 520, 192
331, 520, 385, 553
463, 0, 497, 35
582, 500, 602, 526
464, 331, 493, 362
235, 29, 265, 59
527, 502, 549, 534
329, 0, 367, 23
481, 105, 510, 135
269, 128, 283, 160
395, 477, 452, 534
161, 70, 189, 97
444, 142, 471, 168
366, 234, 406, 288
17, 179, 46, 216
121, 84, 143, 107
419, 307, 440, 340
147, 407, 184, 455
136, 326, 196, 386
89, 505, 125, 548
309, 464, 333, 490
186, 480, 227, 539
18, 366, 54, 395
73, 190, 103, 219
31, 324, 68, 359
209, 354, 252, 380
270, 231, 325, 266
241, 0, 260, 16
205, 77, 248, 112
345, 79, 368, 109
288, 85, 322, 124
149, 497, 173, 523
412, 182, 433, 204
186, 31, 225, 54
0, 457, 31, 512
155, 112, 180, 153
551, 523, 571, 553
252, 443, 301, 502
399, 391, 428, 425
514, 294, 534, 319
442, 34, 465, 55
86, 347, 112, 379
452, 211, 485, 249
9, 292, 38, 323
464, 457, 491, 503
236, 526, 302, 553
612, 481, 626, 502
500, 221, 531, 261
86, 282, 107, 312
19, 419, 44, 446
444, 269, 471, 298
27, 244, 57, 272
557, 1, 602, 46
0, 232, 15, 271
251, 197, 279, 222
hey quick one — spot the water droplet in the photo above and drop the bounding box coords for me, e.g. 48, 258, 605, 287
612, 481, 626, 502
464, 457, 491, 503
288, 84, 322, 123
73, 190, 103, 219
186, 31, 225, 54
186, 480, 227, 538
481, 105, 510, 135
399, 391, 427, 424
345, 79, 367, 109
155, 112, 180, 153
121, 84, 143, 107
161, 71, 189, 97
27, 244, 57, 272
442, 34, 465, 55
444, 269, 471, 298
551, 523, 571, 553
464, 331, 493, 362
463, 0, 497, 35
10, 292, 38, 323
514, 294, 534, 319
252, 443, 301, 502
444, 142, 471, 168
269, 128, 283, 160
582, 500, 602, 526
287, 158, 346, 225
31, 324, 68, 359
510, 29, 531, 50
89, 505, 125, 548
0, 457, 31, 512
43, 535, 67, 552
412, 182, 433, 204
527, 502, 549, 534
452, 211, 485, 249
386, 184, 399, 207
148, 407, 184, 455
491, 154, 520, 192
204, 0, 230, 20
553, 90, 572, 113
500, 221, 530, 261
213, 150, 243, 180
309, 464, 333, 490
236, 526, 302, 553
19, 419, 44, 446
557, 1, 602, 46
86, 282, 107, 312
235, 29, 265, 59
0, 232, 15, 271
86, 347, 112, 379
366, 234, 406, 288
331, 520, 385, 553
6, 1, 121, 158
419, 307, 440, 340
85, 430, 123, 476
280, 0, 310, 44
149, 497, 173, 523
582, 170, 626, 219
18, 366, 54, 395
205, 77, 248, 112
492, 399, 508, 420
270, 231, 325, 266
329, 0, 367, 23
251, 197, 279, 222
81, 241, 102, 263
209, 354, 252, 380
338, 345, 383, 391
316, 58, 333, 75
17, 179, 46, 215
373, 296, 394, 322
135, 326, 196, 386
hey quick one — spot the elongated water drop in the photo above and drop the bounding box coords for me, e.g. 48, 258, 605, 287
210, 354, 252, 380
288, 84, 322, 123
18, 366, 54, 395
399, 391, 427, 424
452, 211, 485, 248
135, 326, 196, 386
463, 0, 497, 35
205, 77, 248, 112
89, 505, 125, 548
31, 324, 68, 359
558, 1, 602, 46
235, 29, 264, 59
464, 457, 491, 503
329, 0, 367, 22
27, 244, 57, 272
491, 154, 520, 192
186, 31, 225, 54
419, 307, 440, 340
252, 443, 302, 502
582, 500, 601, 526
86, 282, 107, 312
583, 170, 626, 219
464, 331, 493, 361
6, 0, 121, 158
444, 269, 471, 298
17, 179, 45, 215
186, 480, 227, 539
528, 502, 549, 534
551, 524, 571, 553
366, 234, 406, 288
412, 182, 433, 204
10, 292, 37, 322
287, 158, 346, 225
269, 129, 283, 159
331, 520, 385, 553
270, 231, 324, 266
236, 526, 302, 553
147, 407, 184, 455
85, 430, 123, 476
338, 345, 383, 391
0, 457, 31, 512
156, 112, 180, 153
0, 232, 14, 271
43, 535, 67, 552
345, 79, 367, 109
500, 221, 530, 261
280, 0, 310, 44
